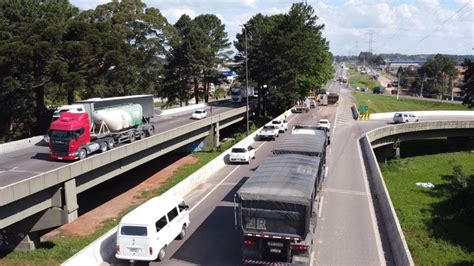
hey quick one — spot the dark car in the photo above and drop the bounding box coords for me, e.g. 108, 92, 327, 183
373, 86, 385, 94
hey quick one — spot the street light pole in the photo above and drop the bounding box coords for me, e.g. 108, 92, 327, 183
244, 26, 249, 136
397, 71, 400, 100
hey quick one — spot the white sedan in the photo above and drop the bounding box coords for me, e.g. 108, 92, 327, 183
191, 109, 207, 119
271, 119, 288, 132
318, 119, 331, 131
229, 145, 256, 164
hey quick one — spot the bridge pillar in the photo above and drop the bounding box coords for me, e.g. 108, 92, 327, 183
14, 232, 40, 252
63, 179, 78, 223
203, 122, 220, 151
374, 145, 400, 162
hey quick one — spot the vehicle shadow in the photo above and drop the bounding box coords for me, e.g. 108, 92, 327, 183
31, 153, 56, 161
169, 178, 249, 265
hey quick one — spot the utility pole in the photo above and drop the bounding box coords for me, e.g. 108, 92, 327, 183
397, 71, 400, 100
244, 26, 249, 136
420, 73, 426, 97
450, 75, 453, 101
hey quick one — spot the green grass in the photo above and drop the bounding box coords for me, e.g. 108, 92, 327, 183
353, 92, 469, 113
380, 152, 474, 265
349, 73, 381, 90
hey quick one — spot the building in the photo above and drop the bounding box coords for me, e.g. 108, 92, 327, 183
387, 61, 426, 73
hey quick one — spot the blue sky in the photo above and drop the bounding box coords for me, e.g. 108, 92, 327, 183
70, 0, 473, 56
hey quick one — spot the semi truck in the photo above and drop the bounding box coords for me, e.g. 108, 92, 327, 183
48, 95, 155, 161
234, 130, 328, 264
230, 87, 254, 103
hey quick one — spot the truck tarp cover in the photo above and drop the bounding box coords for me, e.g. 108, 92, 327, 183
237, 154, 320, 235
237, 154, 319, 205
272, 133, 325, 157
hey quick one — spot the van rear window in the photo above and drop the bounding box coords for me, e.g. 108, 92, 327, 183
121, 226, 147, 236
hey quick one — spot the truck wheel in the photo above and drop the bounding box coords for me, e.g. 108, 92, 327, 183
157, 248, 166, 261
129, 133, 136, 143
139, 131, 146, 139
78, 149, 87, 160
99, 142, 107, 153
107, 139, 114, 149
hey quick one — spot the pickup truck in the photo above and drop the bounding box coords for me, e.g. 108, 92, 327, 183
271, 119, 288, 133
257, 124, 279, 140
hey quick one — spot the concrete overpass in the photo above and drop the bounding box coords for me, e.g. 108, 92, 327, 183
0, 104, 255, 251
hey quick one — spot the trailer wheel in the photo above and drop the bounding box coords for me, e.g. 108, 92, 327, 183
78, 149, 87, 160
139, 131, 146, 140
99, 142, 108, 153
145, 126, 154, 137
107, 139, 114, 149
157, 248, 166, 261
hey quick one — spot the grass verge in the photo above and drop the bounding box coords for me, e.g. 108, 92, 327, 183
2, 117, 270, 265
380, 152, 474, 265
353, 92, 469, 113
349, 73, 380, 90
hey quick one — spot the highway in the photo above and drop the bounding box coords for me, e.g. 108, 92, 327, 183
104, 66, 388, 265
0, 101, 242, 188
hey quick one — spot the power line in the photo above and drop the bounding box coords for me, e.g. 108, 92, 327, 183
415, 2, 471, 46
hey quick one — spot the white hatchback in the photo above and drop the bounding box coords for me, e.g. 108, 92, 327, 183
393, 112, 418, 123
191, 109, 207, 119
229, 145, 256, 164
318, 119, 331, 131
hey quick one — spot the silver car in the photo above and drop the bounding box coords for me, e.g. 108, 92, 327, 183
393, 112, 419, 123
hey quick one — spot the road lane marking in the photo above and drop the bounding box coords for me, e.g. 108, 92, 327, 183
318, 196, 324, 218
323, 188, 366, 196
190, 132, 269, 214
189, 165, 241, 213
356, 139, 386, 265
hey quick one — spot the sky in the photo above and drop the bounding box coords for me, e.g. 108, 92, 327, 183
69, 0, 473, 56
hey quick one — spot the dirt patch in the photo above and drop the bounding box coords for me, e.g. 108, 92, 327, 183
43, 155, 199, 239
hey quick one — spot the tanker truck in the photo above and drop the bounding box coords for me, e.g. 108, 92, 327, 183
48, 95, 155, 161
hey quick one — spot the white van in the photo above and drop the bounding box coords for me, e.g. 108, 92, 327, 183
393, 112, 419, 123
115, 196, 190, 262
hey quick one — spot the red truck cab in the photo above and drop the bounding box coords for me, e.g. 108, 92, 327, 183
49, 112, 90, 161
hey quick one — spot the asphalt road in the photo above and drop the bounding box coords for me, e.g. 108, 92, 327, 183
0, 101, 243, 188
107, 79, 389, 265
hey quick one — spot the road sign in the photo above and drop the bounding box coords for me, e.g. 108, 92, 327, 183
359, 105, 368, 111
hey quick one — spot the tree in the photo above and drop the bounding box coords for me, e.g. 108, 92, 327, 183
461, 59, 473, 106
0, 0, 79, 138
194, 14, 230, 103
418, 54, 457, 96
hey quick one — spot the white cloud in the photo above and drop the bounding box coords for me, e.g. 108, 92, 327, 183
161, 8, 197, 23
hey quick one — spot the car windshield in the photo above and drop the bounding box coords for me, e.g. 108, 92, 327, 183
394, 113, 402, 117
50, 130, 73, 139
319, 120, 328, 124
195, 110, 203, 114
231, 148, 246, 153
272, 121, 281, 125
263, 125, 274, 130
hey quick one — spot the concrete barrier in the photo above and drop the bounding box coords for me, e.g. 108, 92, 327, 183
351, 103, 360, 120
0, 136, 44, 157
369, 110, 474, 120
62, 111, 278, 266
359, 134, 415, 265
160, 103, 207, 116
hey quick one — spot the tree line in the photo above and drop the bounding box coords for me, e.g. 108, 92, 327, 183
0, 0, 333, 142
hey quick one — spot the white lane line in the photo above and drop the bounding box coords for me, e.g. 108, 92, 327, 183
310, 250, 315, 266
318, 196, 324, 218
190, 133, 268, 214
357, 140, 386, 265
189, 166, 241, 213
332, 99, 340, 137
